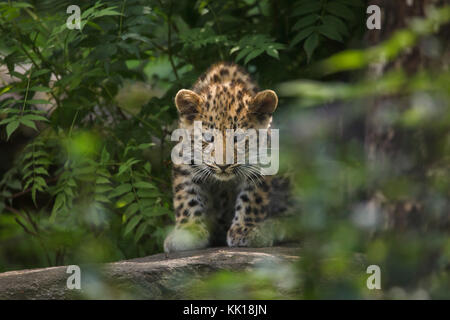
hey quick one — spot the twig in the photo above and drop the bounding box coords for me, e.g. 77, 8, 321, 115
6, 207, 53, 266
6, 205, 31, 228
118, 0, 127, 37
5, 207, 52, 266
8, 175, 59, 199
21, 68, 32, 115
14, 217, 38, 237
207, 4, 224, 60
167, 0, 180, 81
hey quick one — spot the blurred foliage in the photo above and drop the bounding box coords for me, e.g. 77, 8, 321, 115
0, 0, 448, 300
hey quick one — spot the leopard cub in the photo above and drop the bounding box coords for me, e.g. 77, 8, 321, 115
164, 62, 290, 253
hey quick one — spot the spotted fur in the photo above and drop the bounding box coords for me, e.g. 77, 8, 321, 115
164, 62, 290, 253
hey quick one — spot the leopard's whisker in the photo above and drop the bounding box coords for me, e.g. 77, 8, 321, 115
201, 167, 211, 183
192, 165, 210, 183
233, 166, 244, 182
237, 167, 247, 183
241, 164, 264, 186
241, 166, 258, 186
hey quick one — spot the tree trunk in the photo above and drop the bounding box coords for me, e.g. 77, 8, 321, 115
365, 0, 450, 230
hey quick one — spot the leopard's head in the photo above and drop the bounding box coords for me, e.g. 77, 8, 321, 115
174, 82, 278, 182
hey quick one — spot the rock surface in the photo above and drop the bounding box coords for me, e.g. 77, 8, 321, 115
0, 246, 299, 299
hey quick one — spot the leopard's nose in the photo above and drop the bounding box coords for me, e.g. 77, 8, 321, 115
217, 164, 231, 172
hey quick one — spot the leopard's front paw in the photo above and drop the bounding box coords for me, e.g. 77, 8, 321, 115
164, 227, 209, 253
226, 224, 273, 247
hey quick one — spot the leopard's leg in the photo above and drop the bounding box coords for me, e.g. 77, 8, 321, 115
227, 178, 274, 247
164, 165, 211, 253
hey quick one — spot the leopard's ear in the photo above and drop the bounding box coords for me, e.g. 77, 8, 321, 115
175, 89, 203, 115
249, 90, 278, 114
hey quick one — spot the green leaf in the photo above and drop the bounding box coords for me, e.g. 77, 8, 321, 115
6, 120, 20, 140
145, 206, 171, 217
5, 2, 33, 8
325, 3, 355, 22
134, 222, 148, 243
22, 150, 48, 160
0, 108, 20, 114
140, 199, 156, 208
9, 72, 26, 80
20, 119, 37, 131
23, 99, 51, 105
73, 166, 96, 176
322, 15, 349, 37
96, 185, 113, 193
31, 69, 51, 78
110, 184, 132, 198
95, 194, 110, 203
67, 178, 77, 187
336, 0, 365, 7
8, 180, 21, 190
245, 49, 265, 64
291, 26, 316, 47
97, 169, 112, 178
63, 186, 74, 197
134, 181, 156, 189
96, 177, 111, 184
318, 24, 344, 42
23, 170, 33, 180
124, 202, 140, 217
137, 189, 160, 198
304, 32, 319, 62
0, 117, 16, 125
137, 143, 155, 150
266, 47, 279, 59
100, 147, 110, 163
0, 86, 12, 95
50, 193, 66, 222
29, 86, 51, 92
124, 215, 142, 236
34, 167, 49, 176
31, 186, 38, 206
22, 158, 51, 170
291, 2, 322, 17
143, 162, 151, 174
1, 99, 48, 106
22, 114, 49, 122
116, 192, 135, 207
118, 159, 140, 176
33, 176, 47, 187
23, 178, 33, 190
292, 14, 320, 31
235, 46, 253, 62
